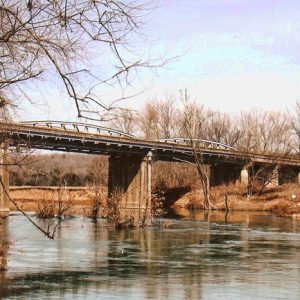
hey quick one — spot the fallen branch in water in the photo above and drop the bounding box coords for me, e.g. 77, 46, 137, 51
0, 177, 60, 239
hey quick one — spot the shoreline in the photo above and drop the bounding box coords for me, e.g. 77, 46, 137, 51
7, 184, 300, 218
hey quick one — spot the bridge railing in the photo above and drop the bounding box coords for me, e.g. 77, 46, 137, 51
155, 138, 237, 151
19, 121, 135, 139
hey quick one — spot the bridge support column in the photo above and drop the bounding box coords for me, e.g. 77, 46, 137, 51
108, 152, 152, 224
240, 168, 249, 185
0, 142, 9, 217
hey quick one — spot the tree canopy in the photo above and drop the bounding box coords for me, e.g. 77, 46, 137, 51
0, 0, 153, 119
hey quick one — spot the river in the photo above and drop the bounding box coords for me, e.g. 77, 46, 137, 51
1, 210, 300, 299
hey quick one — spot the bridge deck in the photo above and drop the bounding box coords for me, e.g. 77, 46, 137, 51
0, 122, 299, 167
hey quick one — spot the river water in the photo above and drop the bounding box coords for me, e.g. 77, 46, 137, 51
1, 210, 300, 299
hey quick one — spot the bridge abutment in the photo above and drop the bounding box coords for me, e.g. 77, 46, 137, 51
0, 142, 9, 217
108, 152, 152, 224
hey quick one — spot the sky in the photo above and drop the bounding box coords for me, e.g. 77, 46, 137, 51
20, 0, 300, 121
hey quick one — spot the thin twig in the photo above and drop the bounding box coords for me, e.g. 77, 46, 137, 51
0, 176, 60, 239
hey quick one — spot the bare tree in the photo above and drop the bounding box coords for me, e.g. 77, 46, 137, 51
156, 95, 180, 138
288, 100, 300, 156
237, 110, 291, 154
138, 100, 160, 139
0, 0, 157, 120
138, 97, 180, 139
203, 111, 242, 147
179, 90, 213, 210
108, 108, 137, 135
237, 110, 292, 194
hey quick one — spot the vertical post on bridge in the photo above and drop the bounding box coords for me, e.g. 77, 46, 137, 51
0, 142, 9, 217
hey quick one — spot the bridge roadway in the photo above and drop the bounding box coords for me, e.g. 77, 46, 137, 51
0, 122, 299, 166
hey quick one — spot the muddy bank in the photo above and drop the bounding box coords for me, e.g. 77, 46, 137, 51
8, 184, 300, 218
172, 183, 300, 218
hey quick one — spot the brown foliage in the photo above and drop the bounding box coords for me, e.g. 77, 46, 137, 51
270, 201, 294, 216
89, 184, 106, 219
35, 188, 73, 218
106, 189, 128, 229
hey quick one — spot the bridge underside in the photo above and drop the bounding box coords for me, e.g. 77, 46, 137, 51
210, 163, 300, 187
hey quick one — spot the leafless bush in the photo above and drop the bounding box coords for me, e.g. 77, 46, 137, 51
152, 177, 167, 218
35, 198, 56, 218
33, 187, 73, 239
35, 187, 73, 218
106, 188, 125, 229
89, 184, 106, 219
56, 186, 73, 218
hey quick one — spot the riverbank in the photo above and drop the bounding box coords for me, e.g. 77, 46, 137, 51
8, 184, 300, 218
172, 183, 300, 218
9, 186, 104, 216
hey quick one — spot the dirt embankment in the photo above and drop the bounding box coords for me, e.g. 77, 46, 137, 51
171, 183, 300, 218
8, 184, 300, 218
9, 186, 106, 216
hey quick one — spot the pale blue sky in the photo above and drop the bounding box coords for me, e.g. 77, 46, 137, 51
20, 0, 300, 120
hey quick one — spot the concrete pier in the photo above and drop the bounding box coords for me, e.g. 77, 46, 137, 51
240, 168, 249, 185
108, 152, 152, 222
0, 142, 9, 217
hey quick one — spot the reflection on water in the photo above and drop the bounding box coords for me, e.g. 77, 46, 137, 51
1, 210, 300, 299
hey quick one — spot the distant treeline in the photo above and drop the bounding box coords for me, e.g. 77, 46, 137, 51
10, 153, 198, 188
108, 97, 300, 156
10, 153, 108, 187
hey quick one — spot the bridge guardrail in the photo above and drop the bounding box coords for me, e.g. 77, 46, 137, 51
19, 121, 136, 139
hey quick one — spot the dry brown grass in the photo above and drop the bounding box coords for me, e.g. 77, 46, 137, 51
172, 183, 300, 217
9, 183, 300, 219
9, 187, 103, 216
88, 185, 107, 219
34, 187, 74, 218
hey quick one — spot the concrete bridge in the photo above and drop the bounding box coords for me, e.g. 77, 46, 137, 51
0, 121, 299, 217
